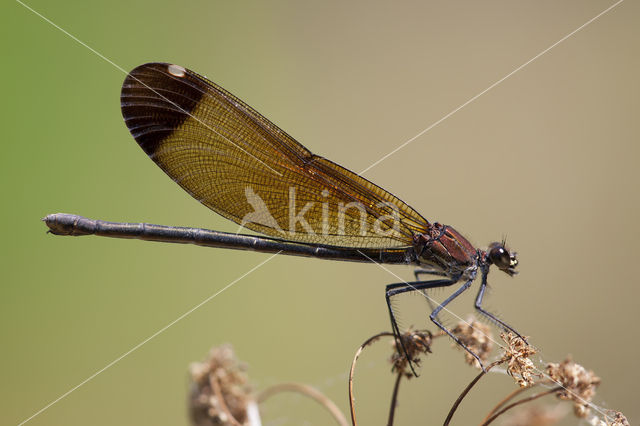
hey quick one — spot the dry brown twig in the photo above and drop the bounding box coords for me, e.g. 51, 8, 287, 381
479, 333, 603, 425
479, 333, 623, 426
482, 384, 533, 421
348, 331, 393, 426
257, 382, 348, 426
347, 315, 629, 426
481, 387, 563, 426
348, 318, 619, 426
444, 326, 627, 426
189, 321, 628, 426
443, 359, 504, 426
497, 404, 569, 426
348, 329, 434, 426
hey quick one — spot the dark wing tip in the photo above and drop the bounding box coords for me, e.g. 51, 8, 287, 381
120, 62, 206, 156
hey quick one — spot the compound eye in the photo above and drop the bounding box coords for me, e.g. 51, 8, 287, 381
489, 246, 511, 269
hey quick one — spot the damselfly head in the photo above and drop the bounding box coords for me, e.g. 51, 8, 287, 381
487, 242, 518, 276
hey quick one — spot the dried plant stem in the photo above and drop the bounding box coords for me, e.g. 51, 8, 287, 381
443, 360, 503, 426
257, 382, 347, 426
349, 332, 394, 426
209, 374, 243, 426
387, 372, 403, 426
481, 383, 535, 423
480, 387, 562, 426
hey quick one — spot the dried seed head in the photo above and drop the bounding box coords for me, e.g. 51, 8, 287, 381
605, 411, 630, 426
500, 332, 539, 387
545, 358, 600, 418
499, 404, 568, 426
390, 328, 432, 378
189, 344, 253, 426
451, 316, 493, 368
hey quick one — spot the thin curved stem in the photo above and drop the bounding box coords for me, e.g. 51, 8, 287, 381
349, 332, 394, 426
480, 387, 562, 426
443, 360, 503, 426
257, 382, 348, 426
481, 382, 546, 424
387, 372, 403, 426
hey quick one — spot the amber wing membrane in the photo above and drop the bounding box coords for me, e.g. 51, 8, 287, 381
120, 63, 429, 248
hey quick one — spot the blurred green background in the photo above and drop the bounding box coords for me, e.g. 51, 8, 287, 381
3, 0, 638, 424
